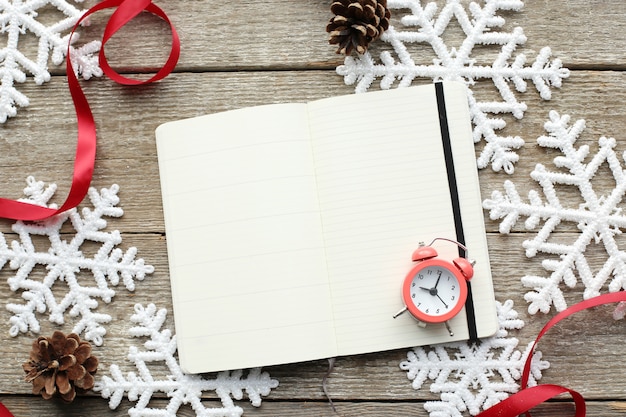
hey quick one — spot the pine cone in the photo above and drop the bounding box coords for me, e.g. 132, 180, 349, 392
326, 0, 391, 55
23, 331, 99, 402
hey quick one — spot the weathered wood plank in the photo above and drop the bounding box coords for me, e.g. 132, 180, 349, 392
0, 233, 624, 399
0, 70, 624, 232
0, 396, 624, 417
36, 0, 626, 73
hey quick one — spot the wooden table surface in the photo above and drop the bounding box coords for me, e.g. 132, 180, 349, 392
0, 0, 626, 416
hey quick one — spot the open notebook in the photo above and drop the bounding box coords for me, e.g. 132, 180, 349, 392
155, 81, 498, 374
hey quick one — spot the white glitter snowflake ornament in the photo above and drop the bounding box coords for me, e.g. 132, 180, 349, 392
483, 111, 626, 314
95, 303, 279, 417
0, 176, 153, 345
400, 300, 549, 417
484, 111, 626, 314
336, 0, 569, 173
0, 0, 102, 122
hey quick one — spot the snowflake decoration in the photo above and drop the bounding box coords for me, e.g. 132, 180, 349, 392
400, 300, 549, 417
95, 303, 279, 417
0, 176, 153, 346
335, 0, 569, 173
483, 111, 626, 314
0, 0, 102, 122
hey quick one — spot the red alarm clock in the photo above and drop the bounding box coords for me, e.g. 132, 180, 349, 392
393, 238, 474, 336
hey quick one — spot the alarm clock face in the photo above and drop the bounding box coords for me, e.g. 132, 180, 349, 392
402, 258, 468, 323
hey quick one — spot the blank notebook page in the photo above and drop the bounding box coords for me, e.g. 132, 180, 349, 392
156, 103, 337, 373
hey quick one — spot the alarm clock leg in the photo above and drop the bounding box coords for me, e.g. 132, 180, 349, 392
393, 306, 408, 318
444, 321, 454, 337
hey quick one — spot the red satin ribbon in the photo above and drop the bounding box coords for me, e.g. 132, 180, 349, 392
0, 403, 12, 417
0, 0, 180, 221
477, 291, 626, 417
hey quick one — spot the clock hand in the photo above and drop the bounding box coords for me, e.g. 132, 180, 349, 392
420, 286, 440, 297
434, 270, 442, 288
436, 294, 449, 309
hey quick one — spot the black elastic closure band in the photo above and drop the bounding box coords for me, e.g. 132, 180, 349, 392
434, 82, 479, 341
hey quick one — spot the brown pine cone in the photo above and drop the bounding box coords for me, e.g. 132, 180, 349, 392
326, 0, 391, 55
23, 331, 99, 402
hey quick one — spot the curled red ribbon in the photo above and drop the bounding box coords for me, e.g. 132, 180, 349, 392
477, 291, 626, 417
0, 0, 180, 221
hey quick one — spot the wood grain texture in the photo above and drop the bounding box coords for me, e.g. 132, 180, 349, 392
0, 396, 624, 417
40, 0, 626, 72
0, 0, 625, 415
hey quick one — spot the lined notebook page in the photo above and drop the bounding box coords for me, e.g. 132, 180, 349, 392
307, 83, 497, 354
156, 104, 337, 373
308, 86, 456, 353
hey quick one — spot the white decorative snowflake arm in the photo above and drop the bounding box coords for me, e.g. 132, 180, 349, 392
68, 38, 103, 80
484, 111, 626, 314
400, 300, 549, 417
95, 303, 279, 417
1, 177, 153, 346
0, 0, 101, 122
335, 0, 569, 173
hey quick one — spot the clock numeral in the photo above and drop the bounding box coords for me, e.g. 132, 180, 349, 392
451, 295, 455, 301
451, 285, 456, 290
436, 308, 440, 314
412, 282, 416, 287
427, 269, 433, 275
411, 293, 415, 298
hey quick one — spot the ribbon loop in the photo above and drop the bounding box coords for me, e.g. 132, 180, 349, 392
97, 0, 180, 85
0, 0, 179, 221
